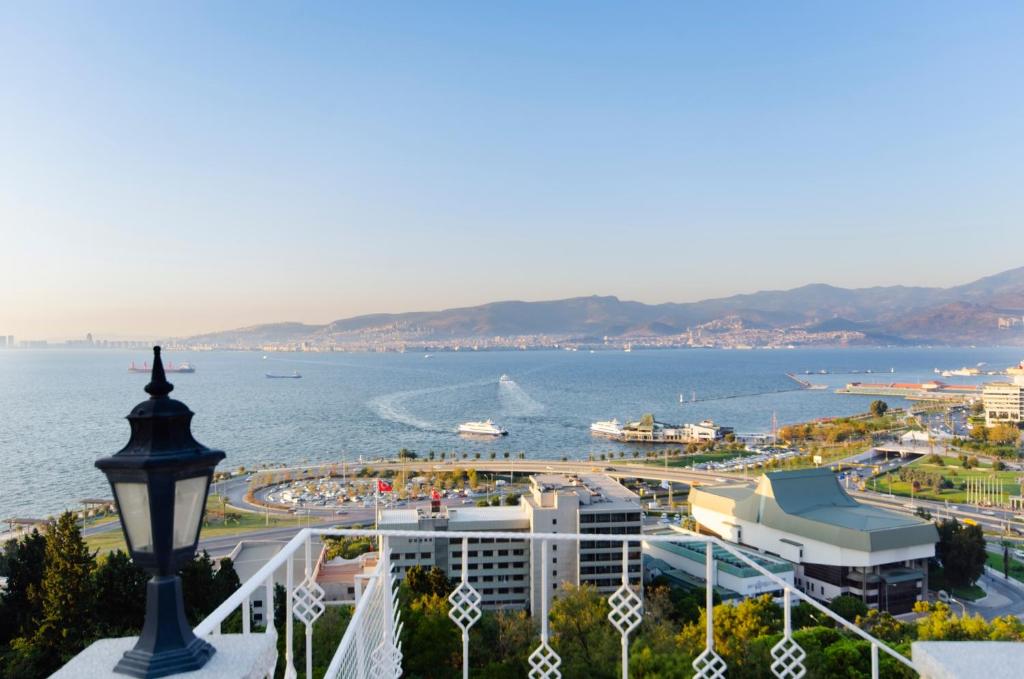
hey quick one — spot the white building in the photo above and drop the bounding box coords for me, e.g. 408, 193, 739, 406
691, 469, 937, 613
378, 473, 643, 613
643, 527, 794, 599
982, 377, 1024, 427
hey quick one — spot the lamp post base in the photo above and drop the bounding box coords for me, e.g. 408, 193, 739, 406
113, 576, 216, 678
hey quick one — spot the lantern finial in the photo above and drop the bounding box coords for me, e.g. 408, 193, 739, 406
144, 346, 173, 398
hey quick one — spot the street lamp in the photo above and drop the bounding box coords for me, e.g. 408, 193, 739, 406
95, 347, 225, 678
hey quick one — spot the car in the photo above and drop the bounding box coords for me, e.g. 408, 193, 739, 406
983, 510, 996, 516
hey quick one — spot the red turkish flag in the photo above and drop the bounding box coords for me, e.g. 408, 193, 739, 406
431, 488, 441, 500
377, 479, 393, 493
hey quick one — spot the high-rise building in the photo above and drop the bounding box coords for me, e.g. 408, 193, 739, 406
379, 474, 642, 613
983, 377, 1024, 427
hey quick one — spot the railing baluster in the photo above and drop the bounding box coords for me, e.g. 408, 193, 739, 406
265, 574, 275, 634
448, 536, 481, 679
242, 594, 251, 635
528, 538, 561, 678
692, 540, 726, 678
608, 541, 642, 679
771, 587, 806, 678
871, 643, 879, 679
285, 551, 295, 678
304, 534, 313, 679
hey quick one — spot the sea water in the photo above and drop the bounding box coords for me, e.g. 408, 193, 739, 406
0, 346, 1020, 518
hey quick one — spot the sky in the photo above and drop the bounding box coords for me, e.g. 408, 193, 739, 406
1, 2, 1022, 340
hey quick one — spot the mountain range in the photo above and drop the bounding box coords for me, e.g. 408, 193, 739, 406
187, 266, 1024, 347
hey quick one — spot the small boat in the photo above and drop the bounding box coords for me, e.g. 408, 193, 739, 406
457, 420, 508, 436
499, 374, 514, 384
266, 371, 302, 379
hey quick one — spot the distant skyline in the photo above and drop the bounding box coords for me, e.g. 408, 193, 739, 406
3, 3, 1023, 339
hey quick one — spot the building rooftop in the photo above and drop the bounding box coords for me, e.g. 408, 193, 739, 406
644, 529, 793, 577
446, 505, 528, 528
692, 468, 938, 551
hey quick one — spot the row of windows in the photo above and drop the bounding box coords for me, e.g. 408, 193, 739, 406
468, 574, 526, 584
580, 551, 641, 562
579, 513, 641, 524
580, 526, 641, 535
453, 561, 528, 571
580, 564, 641, 575
480, 587, 527, 596
451, 548, 526, 558
402, 552, 433, 560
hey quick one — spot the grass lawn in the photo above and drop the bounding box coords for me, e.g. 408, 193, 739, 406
986, 551, 1024, 584
929, 566, 987, 601
87, 494, 307, 555
871, 458, 1022, 503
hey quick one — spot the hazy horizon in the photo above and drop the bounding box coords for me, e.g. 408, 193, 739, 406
3, 3, 1023, 339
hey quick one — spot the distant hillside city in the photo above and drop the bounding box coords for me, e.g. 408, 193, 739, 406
5, 266, 1023, 351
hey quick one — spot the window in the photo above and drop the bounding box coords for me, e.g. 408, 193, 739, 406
253, 599, 263, 608
552, 518, 557, 525
483, 550, 493, 557
421, 552, 431, 559
552, 545, 557, 551
404, 553, 416, 560
498, 550, 508, 556
553, 558, 557, 564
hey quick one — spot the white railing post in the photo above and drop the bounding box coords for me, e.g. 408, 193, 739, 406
304, 534, 314, 679
242, 594, 251, 635
692, 541, 726, 678
871, 642, 879, 679
528, 538, 561, 678
285, 551, 296, 678
448, 536, 481, 679
770, 586, 806, 678
265, 575, 275, 634
608, 541, 642, 679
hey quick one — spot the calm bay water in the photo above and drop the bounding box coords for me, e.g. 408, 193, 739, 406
1, 346, 1022, 519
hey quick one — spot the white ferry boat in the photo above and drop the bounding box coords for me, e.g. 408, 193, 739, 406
499, 374, 514, 384
590, 419, 623, 438
457, 420, 508, 436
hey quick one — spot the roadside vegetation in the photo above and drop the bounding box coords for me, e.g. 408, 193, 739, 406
0, 513, 244, 678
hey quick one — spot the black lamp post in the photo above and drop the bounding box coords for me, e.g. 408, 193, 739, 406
96, 346, 225, 678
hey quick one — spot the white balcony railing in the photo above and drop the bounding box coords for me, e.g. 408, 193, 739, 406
195, 528, 920, 679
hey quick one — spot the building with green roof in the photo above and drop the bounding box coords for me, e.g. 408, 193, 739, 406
690, 468, 937, 613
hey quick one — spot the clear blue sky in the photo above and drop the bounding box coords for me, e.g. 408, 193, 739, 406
2, 2, 1022, 339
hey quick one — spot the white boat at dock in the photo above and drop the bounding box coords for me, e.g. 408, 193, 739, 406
590, 419, 623, 437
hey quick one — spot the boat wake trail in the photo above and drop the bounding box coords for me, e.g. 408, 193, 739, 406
498, 381, 544, 417
368, 379, 493, 433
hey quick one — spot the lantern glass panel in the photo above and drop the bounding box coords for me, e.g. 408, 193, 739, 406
173, 475, 208, 549
115, 482, 154, 552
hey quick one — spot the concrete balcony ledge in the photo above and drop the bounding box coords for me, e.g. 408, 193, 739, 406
912, 641, 1024, 679
51, 632, 278, 679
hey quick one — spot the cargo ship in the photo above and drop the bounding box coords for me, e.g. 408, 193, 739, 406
266, 371, 302, 379
129, 361, 195, 373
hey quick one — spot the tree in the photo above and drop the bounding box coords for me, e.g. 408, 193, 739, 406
829, 594, 868, 622
677, 594, 781, 674
400, 593, 459, 678
0, 529, 47, 645
936, 519, 987, 587
989, 424, 1021, 446
92, 550, 147, 636
869, 400, 889, 417
17, 513, 96, 675
504, 493, 521, 506
405, 565, 452, 599
549, 584, 619, 679
470, 610, 535, 677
